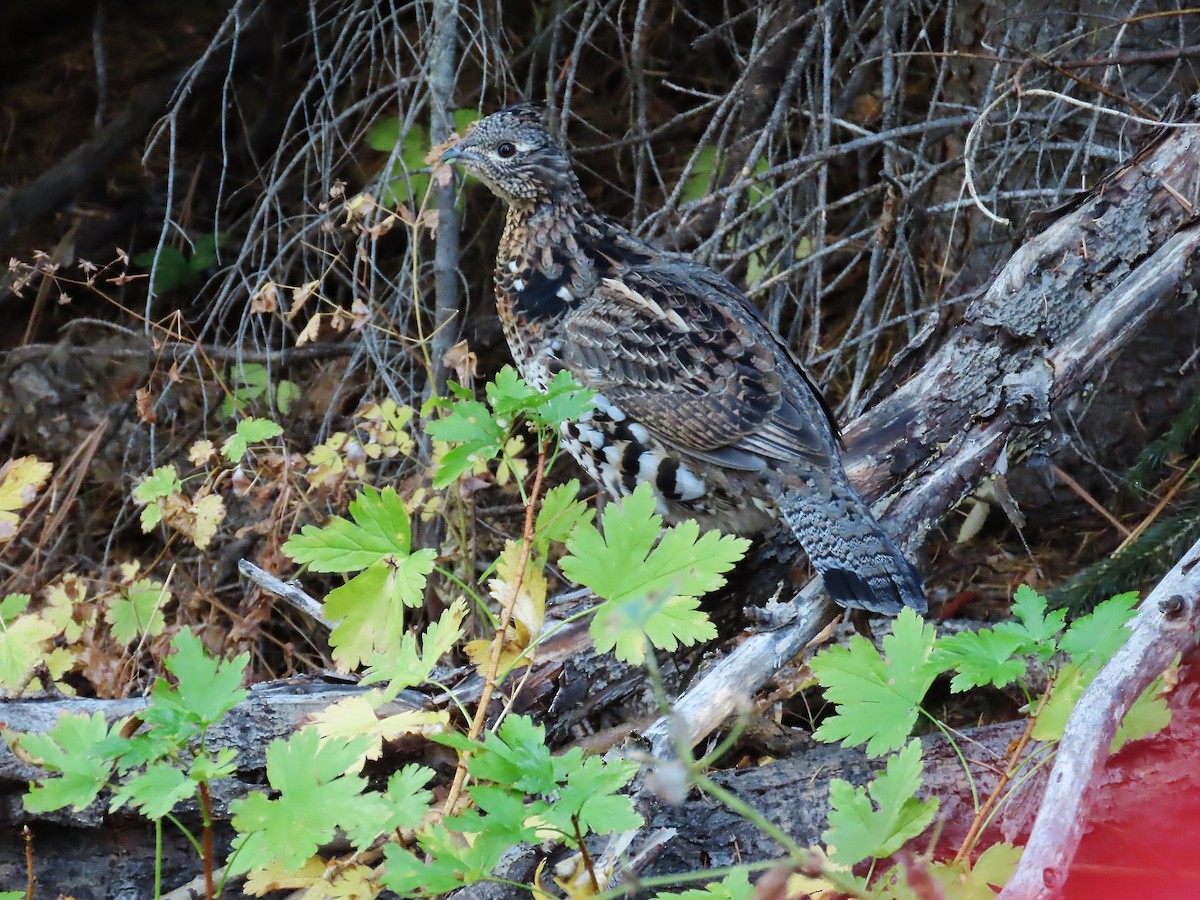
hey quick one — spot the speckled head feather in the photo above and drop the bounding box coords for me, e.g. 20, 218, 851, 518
440, 102, 582, 205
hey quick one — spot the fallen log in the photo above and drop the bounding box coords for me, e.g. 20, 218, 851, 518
644, 124, 1200, 757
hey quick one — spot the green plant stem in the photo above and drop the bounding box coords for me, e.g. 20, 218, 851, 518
155, 817, 163, 899
594, 861, 779, 900
442, 441, 548, 816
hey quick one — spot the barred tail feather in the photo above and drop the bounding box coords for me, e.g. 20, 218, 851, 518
779, 476, 926, 615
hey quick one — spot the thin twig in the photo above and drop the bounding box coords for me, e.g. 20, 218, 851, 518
442, 441, 549, 816
952, 680, 1053, 864
238, 559, 331, 629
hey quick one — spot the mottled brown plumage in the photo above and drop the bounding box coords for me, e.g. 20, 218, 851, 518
442, 103, 925, 614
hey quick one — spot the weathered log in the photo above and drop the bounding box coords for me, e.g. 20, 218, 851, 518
644, 125, 1200, 757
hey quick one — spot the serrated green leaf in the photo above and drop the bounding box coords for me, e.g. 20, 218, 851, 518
539, 754, 642, 837
0, 612, 57, 690
383, 843, 464, 896
284, 486, 414, 573
468, 715, 557, 796
145, 628, 250, 733
133, 465, 181, 503
427, 399, 505, 488
653, 869, 755, 900
104, 579, 169, 644
1112, 677, 1172, 751
221, 417, 283, 461
811, 608, 942, 757
342, 763, 435, 849
561, 485, 743, 662
822, 740, 938, 865
1001, 585, 1066, 658
111, 760, 196, 818
1060, 591, 1139, 669
533, 370, 595, 427
0, 593, 31, 625
930, 841, 1022, 899
563, 487, 748, 602
361, 597, 467, 693
589, 591, 717, 664
324, 552, 437, 670
534, 480, 594, 554
932, 627, 1028, 692
18, 713, 121, 812
228, 728, 374, 874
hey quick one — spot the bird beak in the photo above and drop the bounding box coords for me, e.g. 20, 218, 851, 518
440, 144, 464, 164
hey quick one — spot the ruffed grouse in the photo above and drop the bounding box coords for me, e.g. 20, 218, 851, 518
441, 103, 925, 614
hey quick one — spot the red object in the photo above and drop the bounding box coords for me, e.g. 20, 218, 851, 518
1061, 669, 1200, 898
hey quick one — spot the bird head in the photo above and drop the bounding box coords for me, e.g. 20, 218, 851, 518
440, 102, 580, 205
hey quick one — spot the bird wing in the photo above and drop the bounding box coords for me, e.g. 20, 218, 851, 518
558, 262, 835, 470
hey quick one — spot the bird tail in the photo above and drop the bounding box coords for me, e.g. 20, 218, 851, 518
777, 473, 926, 615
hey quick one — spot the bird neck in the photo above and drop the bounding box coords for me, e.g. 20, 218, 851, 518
500, 188, 602, 272
495, 188, 610, 323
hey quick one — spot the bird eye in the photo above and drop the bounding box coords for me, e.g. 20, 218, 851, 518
496, 141, 517, 159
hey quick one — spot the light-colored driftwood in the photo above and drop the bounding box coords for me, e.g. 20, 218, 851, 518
1000, 536, 1200, 899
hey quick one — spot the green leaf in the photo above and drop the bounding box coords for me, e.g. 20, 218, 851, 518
997, 585, 1066, 659
366, 118, 402, 151
653, 870, 755, 900
1033, 663, 1171, 750
342, 763, 435, 849
449, 783, 543, 847
18, 713, 121, 812
539, 755, 643, 838
1031, 662, 1086, 743
188, 232, 223, 272
454, 715, 557, 796
111, 760, 196, 819
228, 728, 374, 873
484, 366, 543, 423
221, 417, 284, 461
453, 108, 480, 134
105, 579, 170, 644
0, 592, 31, 625
534, 480, 594, 554
680, 146, 719, 203
932, 627, 1028, 692
221, 363, 272, 417
276, 380, 301, 415
930, 842, 1022, 899
427, 398, 505, 488
561, 484, 745, 662
0, 612, 57, 690
533, 370, 596, 428
383, 843, 465, 896
133, 465, 181, 504
563, 485, 747, 603
822, 740, 939, 866
135, 245, 197, 293
811, 608, 942, 757
1112, 677, 1171, 751
1060, 591, 1139, 669
589, 591, 717, 665
323, 552, 437, 670
140, 628, 250, 739
284, 486, 415, 573
361, 597, 467, 694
